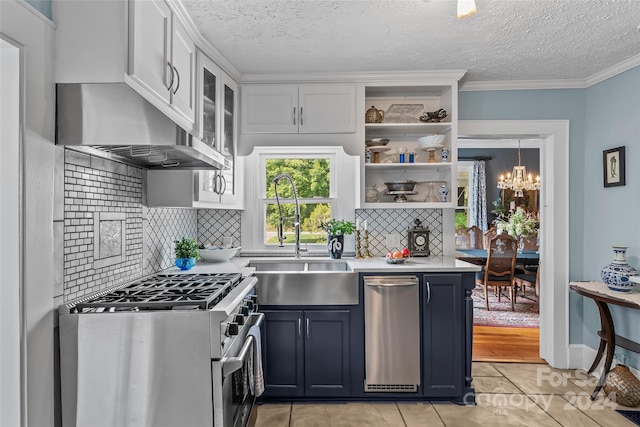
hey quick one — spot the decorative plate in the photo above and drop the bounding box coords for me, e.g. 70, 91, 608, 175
384, 104, 424, 123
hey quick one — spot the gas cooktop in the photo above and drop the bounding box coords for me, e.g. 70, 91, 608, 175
70, 273, 242, 313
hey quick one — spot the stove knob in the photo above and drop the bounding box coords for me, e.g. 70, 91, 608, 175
240, 305, 250, 316
248, 295, 258, 304
246, 300, 254, 310
227, 322, 239, 336
234, 314, 245, 325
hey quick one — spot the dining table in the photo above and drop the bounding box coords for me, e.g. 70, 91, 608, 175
456, 248, 540, 266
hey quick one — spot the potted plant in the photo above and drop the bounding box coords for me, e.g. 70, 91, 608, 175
319, 219, 356, 259
174, 237, 200, 270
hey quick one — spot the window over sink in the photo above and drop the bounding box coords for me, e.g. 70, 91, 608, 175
242, 147, 359, 254
263, 157, 333, 245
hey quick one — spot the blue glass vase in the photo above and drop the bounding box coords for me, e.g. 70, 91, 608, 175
175, 257, 196, 270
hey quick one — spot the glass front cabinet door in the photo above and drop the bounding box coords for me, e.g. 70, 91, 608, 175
195, 50, 240, 207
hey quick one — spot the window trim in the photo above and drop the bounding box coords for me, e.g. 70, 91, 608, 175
260, 152, 336, 246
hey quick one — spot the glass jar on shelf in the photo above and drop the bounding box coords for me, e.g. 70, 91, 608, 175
365, 185, 379, 202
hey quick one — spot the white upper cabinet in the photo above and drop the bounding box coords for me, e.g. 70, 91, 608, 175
129, 0, 171, 104
298, 85, 356, 133
241, 84, 356, 134
169, 16, 195, 121
147, 50, 243, 209
129, 0, 195, 123
55, 0, 196, 129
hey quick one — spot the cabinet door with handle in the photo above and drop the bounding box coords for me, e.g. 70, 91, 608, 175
422, 274, 464, 397
129, 0, 172, 104
240, 85, 298, 133
304, 310, 350, 397
169, 16, 195, 121
262, 310, 304, 397
298, 84, 356, 134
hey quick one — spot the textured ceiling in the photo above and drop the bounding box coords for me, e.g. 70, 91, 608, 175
182, 0, 640, 82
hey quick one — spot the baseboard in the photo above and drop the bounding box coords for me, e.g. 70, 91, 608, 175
568, 344, 601, 376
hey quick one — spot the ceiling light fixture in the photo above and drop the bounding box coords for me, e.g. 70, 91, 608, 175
457, 0, 477, 19
497, 140, 540, 197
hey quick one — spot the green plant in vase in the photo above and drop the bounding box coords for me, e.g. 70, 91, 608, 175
174, 237, 200, 270
494, 207, 538, 251
319, 219, 356, 259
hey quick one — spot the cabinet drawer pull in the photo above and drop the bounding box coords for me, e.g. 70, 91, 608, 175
167, 61, 175, 91
306, 318, 309, 337
292, 107, 296, 125
298, 318, 301, 338
300, 107, 303, 126
426, 281, 431, 304
172, 65, 180, 95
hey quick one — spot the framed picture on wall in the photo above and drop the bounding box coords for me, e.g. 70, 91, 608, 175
603, 146, 626, 187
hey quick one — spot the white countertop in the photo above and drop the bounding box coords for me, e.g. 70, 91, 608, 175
166, 255, 481, 274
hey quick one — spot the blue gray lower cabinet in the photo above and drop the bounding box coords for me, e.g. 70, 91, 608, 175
261, 309, 351, 398
423, 274, 475, 404
259, 272, 475, 404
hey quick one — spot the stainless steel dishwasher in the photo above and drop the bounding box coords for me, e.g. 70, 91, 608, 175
364, 275, 420, 392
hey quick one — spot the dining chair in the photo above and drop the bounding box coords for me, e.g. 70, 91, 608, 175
483, 226, 498, 250
467, 225, 484, 250
476, 234, 519, 311
455, 227, 470, 249
515, 262, 540, 298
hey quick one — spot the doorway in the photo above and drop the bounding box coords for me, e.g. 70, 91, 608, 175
459, 120, 570, 369
459, 140, 542, 362
0, 35, 24, 426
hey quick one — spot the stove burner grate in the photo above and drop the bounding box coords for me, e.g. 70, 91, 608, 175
73, 273, 242, 312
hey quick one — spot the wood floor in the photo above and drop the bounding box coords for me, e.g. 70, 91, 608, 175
473, 325, 545, 363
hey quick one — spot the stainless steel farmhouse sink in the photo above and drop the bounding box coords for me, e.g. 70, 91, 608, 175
248, 259, 357, 305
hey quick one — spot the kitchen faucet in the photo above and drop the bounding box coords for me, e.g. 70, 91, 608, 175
273, 173, 306, 258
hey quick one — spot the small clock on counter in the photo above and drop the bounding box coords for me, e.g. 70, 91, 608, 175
407, 218, 430, 257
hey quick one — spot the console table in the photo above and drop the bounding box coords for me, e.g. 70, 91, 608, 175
569, 281, 640, 400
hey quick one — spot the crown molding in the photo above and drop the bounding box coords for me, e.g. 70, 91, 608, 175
239, 70, 467, 84
585, 53, 640, 87
460, 79, 586, 91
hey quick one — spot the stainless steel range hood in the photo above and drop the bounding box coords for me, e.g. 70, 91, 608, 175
56, 83, 228, 170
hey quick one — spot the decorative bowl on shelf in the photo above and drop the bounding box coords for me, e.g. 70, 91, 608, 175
418, 134, 446, 148
385, 257, 407, 264
419, 108, 448, 122
199, 246, 241, 262
384, 180, 416, 192
365, 138, 390, 147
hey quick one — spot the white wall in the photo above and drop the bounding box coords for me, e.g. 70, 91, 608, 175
0, 1, 57, 425
0, 36, 22, 427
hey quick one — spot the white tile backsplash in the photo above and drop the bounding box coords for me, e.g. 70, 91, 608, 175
60, 149, 244, 301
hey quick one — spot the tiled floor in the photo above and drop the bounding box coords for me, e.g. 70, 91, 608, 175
255, 363, 639, 426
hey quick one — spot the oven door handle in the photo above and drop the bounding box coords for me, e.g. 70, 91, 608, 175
221, 313, 264, 378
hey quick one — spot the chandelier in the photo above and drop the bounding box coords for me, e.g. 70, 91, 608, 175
497, 141, 541, 197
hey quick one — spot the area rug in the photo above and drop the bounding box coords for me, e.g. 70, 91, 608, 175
472, 285, 539, 328
616, 410, 640, 426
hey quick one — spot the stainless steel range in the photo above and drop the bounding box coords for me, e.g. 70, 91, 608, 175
59, 272, 262, 427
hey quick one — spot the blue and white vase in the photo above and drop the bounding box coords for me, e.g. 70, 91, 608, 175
439, 184, 449, 203
600, 246, 639, 292
441, 147, 450, 162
